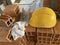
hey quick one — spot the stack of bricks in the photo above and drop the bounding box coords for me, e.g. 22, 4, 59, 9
0, 20, 26, 45
3, 4, 20, 22
25, 26, 36, 45
25, 26, 54, 45
0, 22, 26, 45
0, 4, 16, 43
0, 4, 27, 45
25, 20, 60, 45
25, 12, 60, 45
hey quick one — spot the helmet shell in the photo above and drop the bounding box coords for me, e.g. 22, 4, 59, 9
29, 7, 56, 28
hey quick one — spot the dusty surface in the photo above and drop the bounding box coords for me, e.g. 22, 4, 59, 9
0, 25, 12, 42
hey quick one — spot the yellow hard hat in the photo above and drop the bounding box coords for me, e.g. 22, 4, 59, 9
29, 7, 56, 28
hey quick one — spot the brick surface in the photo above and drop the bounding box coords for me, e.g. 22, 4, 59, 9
37, 28, 54, 44
3, 4, 20, 22
3, 4, 20, 17
12, 13, 20, 22
0, 15, 15, 27
25, 25, 36, 42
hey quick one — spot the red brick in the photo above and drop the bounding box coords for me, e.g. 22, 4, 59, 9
12, 13, 20, 22
37, 28, 54, 44
3, 4, 20, 17
3, 4, 20, 22
25, 25, 36, 42
0, 15, 15, 27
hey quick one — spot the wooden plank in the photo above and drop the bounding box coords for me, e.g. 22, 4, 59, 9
0, 25, 12, 42
16, 37, 26, 45
0, 38, 24, 45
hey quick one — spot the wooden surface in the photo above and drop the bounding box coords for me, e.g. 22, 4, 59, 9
0, 25, 12, 42
0, 37, 26, 45
43, 0, 51, 7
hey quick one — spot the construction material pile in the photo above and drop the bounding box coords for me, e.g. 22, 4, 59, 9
25, 21, 60, 45
0, 4, 20, 42
24, 7, 60, 45
3, 4, 20, 22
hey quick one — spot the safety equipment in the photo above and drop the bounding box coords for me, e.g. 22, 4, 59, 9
29, 7, 56, 28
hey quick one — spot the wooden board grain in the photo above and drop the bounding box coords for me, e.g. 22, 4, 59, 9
0, 36, 26, 45
0, 25, 12, 42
